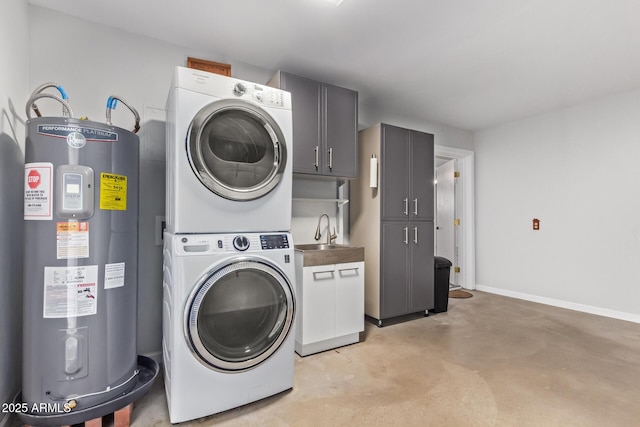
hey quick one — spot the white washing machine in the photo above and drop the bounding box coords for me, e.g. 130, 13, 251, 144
166, 66, 293, 234
162, 231, 296, 423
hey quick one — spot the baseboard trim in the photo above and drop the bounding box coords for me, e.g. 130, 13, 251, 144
476, 285, 640, 324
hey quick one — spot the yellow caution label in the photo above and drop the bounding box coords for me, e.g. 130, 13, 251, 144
99, 172, 127, 211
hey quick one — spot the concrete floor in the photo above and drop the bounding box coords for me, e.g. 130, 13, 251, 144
127, 291, 640, 426
7, 291, 640, 426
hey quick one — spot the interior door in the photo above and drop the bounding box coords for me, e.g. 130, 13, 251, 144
185, 259, 294, 372
435, 159, 456, 286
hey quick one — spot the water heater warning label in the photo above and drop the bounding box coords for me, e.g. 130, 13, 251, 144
24, 162, 53, 220
99, 173, 127, 211
57, 222, 89, 259
43, 265, 98, 319
104, 262, 125, 289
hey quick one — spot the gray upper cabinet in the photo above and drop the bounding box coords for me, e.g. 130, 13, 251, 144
268, 71, 358, 178
381, 124, 434, 221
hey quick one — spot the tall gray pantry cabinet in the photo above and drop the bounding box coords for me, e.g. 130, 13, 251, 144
268, 71, 358, 178
350, 124, 435, 326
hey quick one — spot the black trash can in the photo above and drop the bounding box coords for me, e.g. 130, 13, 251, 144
433, 256, 453, 313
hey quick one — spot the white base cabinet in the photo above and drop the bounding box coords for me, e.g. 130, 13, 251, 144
294, 257, 364, 356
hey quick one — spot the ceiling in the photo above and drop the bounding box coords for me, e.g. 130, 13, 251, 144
28, 0, 640, 131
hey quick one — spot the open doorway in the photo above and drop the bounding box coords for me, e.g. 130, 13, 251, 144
434, 146, 475, 290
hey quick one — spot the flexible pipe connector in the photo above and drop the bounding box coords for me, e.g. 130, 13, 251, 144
28, 82, 69, 117
25, 92, 74, 119
106, 95, 140, 133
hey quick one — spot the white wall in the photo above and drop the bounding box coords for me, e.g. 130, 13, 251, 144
474, 89, 640, 321
359, 104, 474, 151
0, 0, 28, 423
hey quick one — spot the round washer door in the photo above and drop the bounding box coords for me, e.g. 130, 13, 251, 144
187, 99, 288, 201
185, 258, 295, 372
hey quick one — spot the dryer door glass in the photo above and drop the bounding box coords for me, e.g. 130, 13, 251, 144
188, 99, 287, 201
186, 260, 294, 372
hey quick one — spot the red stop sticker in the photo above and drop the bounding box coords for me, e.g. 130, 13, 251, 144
27, 169, 41, 189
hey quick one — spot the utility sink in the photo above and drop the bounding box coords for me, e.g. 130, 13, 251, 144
295, 243, 364, 267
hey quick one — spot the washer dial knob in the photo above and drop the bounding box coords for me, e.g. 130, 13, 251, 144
233, 82, 247, 96
233, 235, 250, 251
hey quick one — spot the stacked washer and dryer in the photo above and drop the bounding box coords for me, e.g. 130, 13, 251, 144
163, 66, 296, 423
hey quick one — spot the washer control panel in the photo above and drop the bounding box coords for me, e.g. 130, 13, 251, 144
177, 233, 291, 254
260, 234, 290, 250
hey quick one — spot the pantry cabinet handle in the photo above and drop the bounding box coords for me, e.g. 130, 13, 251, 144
404, 227, 408, 245
314, 146, 319, 169
413, 226, 418, 244
328, 147, 333, 170
413, 198, 418, 216
403, 198, 408, 216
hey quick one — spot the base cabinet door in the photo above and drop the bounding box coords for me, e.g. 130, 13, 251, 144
335, 262, 365, 337
301, 265, 336, 344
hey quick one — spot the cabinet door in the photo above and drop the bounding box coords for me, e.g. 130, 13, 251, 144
301, 265, 336, 343
323, 84, 358, 178
335, 262, 364, 337
410, 221, 435, 312
381, 124, 410, 221
381, 222, 410, 318
280, 72, 322, 175
410, 131, 435, 221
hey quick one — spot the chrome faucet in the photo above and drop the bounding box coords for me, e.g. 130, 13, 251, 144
314, 213, 337, 244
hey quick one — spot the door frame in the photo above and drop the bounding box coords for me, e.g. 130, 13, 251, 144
434, 145, 476, 290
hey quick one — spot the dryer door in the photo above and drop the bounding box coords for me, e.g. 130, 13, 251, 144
187, 99, 288, 201
185, 258, 295, 372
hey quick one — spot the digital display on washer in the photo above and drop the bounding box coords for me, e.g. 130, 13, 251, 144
260, 234, 289, 249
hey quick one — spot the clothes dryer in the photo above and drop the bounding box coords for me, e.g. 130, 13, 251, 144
166, 67, 293, 234
162, 231, 296, 423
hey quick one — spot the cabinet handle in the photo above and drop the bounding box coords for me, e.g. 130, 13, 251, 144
413, 226, 418, 244
403, 198, 408, 216
313, 270, 335, 280
328, 147, 333, 170
338, 267, 359, 277
413, 198, 418, 216
404, 227, 408, 245
314, 146, 319, 170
